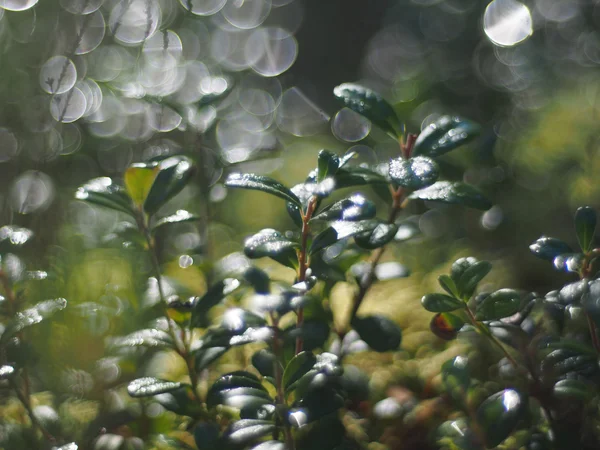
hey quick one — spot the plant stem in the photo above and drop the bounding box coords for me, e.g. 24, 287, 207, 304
10, 378, 56, 443
295, 196, 318, 354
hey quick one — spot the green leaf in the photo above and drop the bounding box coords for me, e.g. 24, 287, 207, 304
553, 379, 593, 402
388, 156, 439, 190
476, 289, 521, 320
438, 275, 460, 298
252, 349, 277, 378
410, 181, 492, 210
155, 385, 203, 417
75, 177, 134, 216
334, 167, 389, 189
194, 423, 220, 450
209, 371, 266, 396
244, 229, 299, 269
223, 420, 275, 447
225, 173, 301, 206
421, 293, 464, 313
330, 219, 379, 240
412, 116, 481, 158
311, 194, 376, 222
251, 441, 285, 450
207, 386, 273, 410
1, 298, 67, 343
243, 266, 270, 294
436, 419, 480, 450
0, 226, 34, 252
476, 389, 526, 448
127, 377, 182, 398
451, 257, 492, 299
310, 226, 338, 255
354, 222, 398, 250
283, 351, 317, 390
109, 329, 173, 349
529, 236, 573, 261
351, 315, 402, 352
193, 347, 228, 371
152, 210, 200, 232
291, 386, 345, 425
317, 150, 340, 183
333, 83, 401, 138
442, 356, 471, 395
144, 155, 195, 214
124, 163, 159, 207
0, 365, 15, 380
284, 320, 330, 351
199, 308, 272, 348
575, 206, 596, 252
191, 278, 241, 328
430, 312, 465, 340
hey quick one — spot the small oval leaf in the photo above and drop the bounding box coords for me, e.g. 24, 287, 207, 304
575, 206, 596, 252
412, 116, 481, 158
351, 315, 402, 352
410, 181, 492, 210
476, 389, 526, 448
144, 155, 195, 215
430, 312, 465, 340
389, 156, 439, 190
421, 293, 464, 313
529, 236, 573, 261
226, 173, 301, 206
476, 289, 521, 320
127, 377, 182, 398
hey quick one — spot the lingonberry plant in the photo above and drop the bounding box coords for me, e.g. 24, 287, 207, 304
2, 83, 599, 450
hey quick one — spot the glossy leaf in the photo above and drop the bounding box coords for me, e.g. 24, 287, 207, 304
243, 266, 270, 294
451, 257, 492, 299
438, 275, 460, 298
317, 150, 340, 182
291, 386, 345, 425
412, 116, 481, 158
476, 289, 521, 320
283, 351, 317, 390
1, 298, 67, 343
310, 226, 338, 255
155, 385, 203, 417
311, 194, 376, 222
191, 278, 241, 328
553, 379, 592, 402
225, 173, 301, 206
252, 349, 277, 378
430, 312, 465, 340
330, 219, 379, 240
127, 377, 182, 398
553, 253, 584, 273
207, 386, 273, 410
421, 293, 464, 313
436, 418, 479, 450
389, 156, 439, 190
194, 422, 220, 450
351, 315, 402, 352
193, 347, 228, 371
208, 371, 266, 396
244, 229, 299, 269
333, 83, 401, 137
109, 329, 173, 349
529, 236, 573, 261
124, 163, 159, 207
144, 155, 195, 214
152, 210, 200, 231
334, 167, 389, 189
284, 320, 330, 351
476, 389, 526, 448
442, 356, 470, 395
199, 308, 272, 348
223, 420, 275, 447
251, 441, 285, 450
411, 181, 491, 210
75, 177, 134, 215
575, 206, 596, 252
354, 222, 398, 250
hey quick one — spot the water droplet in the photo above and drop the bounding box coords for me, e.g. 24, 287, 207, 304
10, 171, 55, 214
60, 0, 103, 14
179, 255, 193, 268
246, 27, 297, 77
484, 0, 533, 47
50, 88, 87, 123
74, 10, 106, 54
0, 0, 38, 11
39, 56, 77, 94
222, 0, 271, 29
276, 87, 329, 136
181, 0, 226, 15
109, 0, 160, 45
331, 107, 372, 142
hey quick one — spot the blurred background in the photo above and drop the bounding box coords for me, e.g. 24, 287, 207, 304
1, 0, 600, 447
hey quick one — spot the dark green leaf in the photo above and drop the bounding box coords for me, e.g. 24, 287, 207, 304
243, 267, 270, 294
0, 226, 34, 251
436, 419, 480, 450
333, 167, 389, 189
388, 156, 439, 190
75, 177, 134, 215
193, 347, 228, 371
207, 386, 273, 410
0, 365, 15, 380
144, 155, 195, 214
317, 150, 340, 183
127, 377, 182, 398
152, 210, 200, 232
310, 227, 338, 255
252, 349, 277, 378
354, 222, 398, 250
155, 385, 203, 417
244, 229, 299, 269
410, 181, 491, 210
226, 173, 301, 206
529, 236, 573, 261
191, 278, 241, 328
251, 441, 285, 450
438, 275, 459, 298
330, 219, 378, 240
451, 257, 492, 299
476, 389, 526, 448
223, 420, 275, 446
296, 416, 347, 450
109, 329, 173, 349
476, 289, 521, 320
291, 386, 345, 425
575, 206, 596, 252
412, 116, 481, 158
553, 379, 593, 402
241, 403, 276, 421
124, 163, 159, 207
311, 194, 376, 222
421, 293, 464, 313
442, 356, 471, 396
194, 422, 220, 450
430, 312, 465, 340
333, 83, 401, 137
283, 351, 317, 390
284, 320, 330, 351
209, 371, 266, 397
351, 315, 402, 352
1, 298, 67, 343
